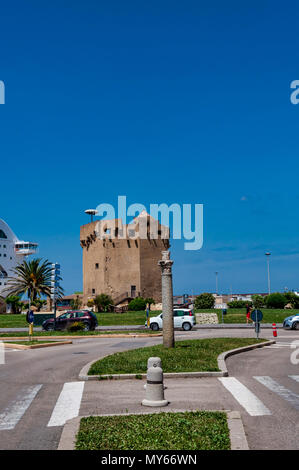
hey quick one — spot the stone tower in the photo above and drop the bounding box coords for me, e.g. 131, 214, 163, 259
80, 212, 170, 305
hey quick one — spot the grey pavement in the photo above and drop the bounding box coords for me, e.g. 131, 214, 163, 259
0, 323, 284, 333
0, 328, 298, 450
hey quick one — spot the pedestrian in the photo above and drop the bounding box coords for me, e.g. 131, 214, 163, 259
246, 304, 252, 324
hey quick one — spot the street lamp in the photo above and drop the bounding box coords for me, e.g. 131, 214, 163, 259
215, 272, 218, 295
84, 209, 98, 223
265, 252, 271, 295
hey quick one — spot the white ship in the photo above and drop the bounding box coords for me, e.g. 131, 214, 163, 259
0, 219, 38, 297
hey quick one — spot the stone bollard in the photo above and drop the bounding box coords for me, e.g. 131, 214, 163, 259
144, 357, 167, 389
142, 363, 168, 407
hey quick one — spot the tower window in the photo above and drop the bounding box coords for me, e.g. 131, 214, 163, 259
95, 263, 99, 269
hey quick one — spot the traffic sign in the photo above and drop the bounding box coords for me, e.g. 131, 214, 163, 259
251, 309, 263, 322
26, 310, 34, 324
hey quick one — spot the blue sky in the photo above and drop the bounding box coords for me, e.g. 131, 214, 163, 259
1, 1, 299, 295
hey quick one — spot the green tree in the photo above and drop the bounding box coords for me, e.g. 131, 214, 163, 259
31, 299, 47, 312
144, 297, 155, 310
5, 295, 22, 314
94, 294, 113, 312
265, 292, 287, 309
70, 295, 82, 310
4, 258, 64, 303
251, 295, 265, 309
194, 293, 215, 309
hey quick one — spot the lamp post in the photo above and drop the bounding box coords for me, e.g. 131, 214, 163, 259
215, 272, 218, 296
265, 252, 271, 295
84, 209, 98, 223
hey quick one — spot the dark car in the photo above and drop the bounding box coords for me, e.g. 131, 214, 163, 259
42, 310, 98, 331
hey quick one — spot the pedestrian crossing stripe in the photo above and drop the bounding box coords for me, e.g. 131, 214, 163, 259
218, 377, 271, 416
47, 381, 85, 427
254, 376, 299, 411
0, 384, 42, 430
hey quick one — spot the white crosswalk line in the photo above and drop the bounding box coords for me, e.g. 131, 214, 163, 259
218, 377, 271, 416
289, 375, 299, 383
0, 384, 42, 430
47, 381, 85, 427
254, 376, 299, 410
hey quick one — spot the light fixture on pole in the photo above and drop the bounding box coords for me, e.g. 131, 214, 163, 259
84, 209, 98, 223
265, 252, 271, 295
215, 272, 218, 295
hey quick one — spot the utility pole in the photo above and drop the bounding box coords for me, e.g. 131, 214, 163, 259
265, 252, 271, 295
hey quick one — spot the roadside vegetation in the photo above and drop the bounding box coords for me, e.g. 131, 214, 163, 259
196, 308, 296, 324
0, 307, 297, 329
88, 337, 265, 375
75, 411, 230, 450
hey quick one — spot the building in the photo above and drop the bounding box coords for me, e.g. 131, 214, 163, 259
80, 211, 170, 305
0, 219, 38, 297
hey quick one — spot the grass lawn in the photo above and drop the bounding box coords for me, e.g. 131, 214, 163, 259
195, 308, 298, 324
0, 308, 295, 329
75, 411, 230, 450
96, 310, 155, 326
88, 337, 265, 375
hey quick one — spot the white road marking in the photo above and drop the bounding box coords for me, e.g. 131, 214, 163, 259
47, 382, 85, 427
218, 377, 271, 416
254, 376, 299, 410
0, 384, 42, 430
289, 376, 299, 383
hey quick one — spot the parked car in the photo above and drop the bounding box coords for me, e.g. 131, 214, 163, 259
146, 309, 196, 331
283, 314, 299, 330
42, 310, 98, 331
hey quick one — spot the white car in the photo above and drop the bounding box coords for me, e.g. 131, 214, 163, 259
146, 309, 196, 331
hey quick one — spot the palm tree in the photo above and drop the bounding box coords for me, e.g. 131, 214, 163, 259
4, 258, 64, 303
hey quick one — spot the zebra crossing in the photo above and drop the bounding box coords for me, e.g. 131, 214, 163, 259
266, 342, 296, 349
0, 374, 298, 433
0, 381, 85, 431
219, 375, 299, 416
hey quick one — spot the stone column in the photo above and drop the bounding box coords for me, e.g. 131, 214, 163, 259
158, 250, 174, 348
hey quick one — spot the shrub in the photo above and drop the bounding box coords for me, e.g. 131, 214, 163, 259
265, 293, 288, 309
227, 300, 253, 308
284, 292, 299, 309
94, 294, 113, 312
128, 297, 147, 311
194, 293, 215, 309
67, 321, 85, 332
251, 295, 265, 309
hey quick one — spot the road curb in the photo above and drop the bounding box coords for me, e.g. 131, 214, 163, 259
2, 340, 73, 349
57, 409, 249, 450
217, 340, 275, 375
0, 333, 162, 341
78, 340, 275, 381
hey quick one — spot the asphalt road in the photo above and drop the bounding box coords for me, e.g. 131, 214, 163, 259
0, 328, 298, 450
